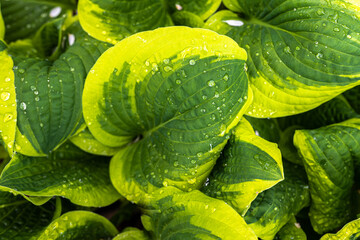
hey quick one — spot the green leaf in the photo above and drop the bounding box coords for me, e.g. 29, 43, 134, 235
143, 186, 257, 239
245, 115, 281, 143
0, 3, 4, 39
13, 22, 111, 155
113, 227, 150, 240
294, 119, 360, 233
0, 190, 60, 240
167, 0, 222, 20
202, 118, 283, 215
320, 218, 360, 240
0, 142, 120, 207
83, 26, 251, 204
70, 128, 121, 156
0, 46, 16, 156
20, 0, 77, 9
206, 1, 360, 118
343, 86, 360, 114
278, 125, 304, 165
0, 1, 68, 42
244, 161, 310, 240
171, 11, 204, 28
37, 211, 119, 240
78, 0, 173, 44
274, 216, 307, 240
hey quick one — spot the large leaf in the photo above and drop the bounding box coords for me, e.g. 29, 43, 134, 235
206, 1, 360, 118
78, 0, 173, 44
0, 142, 120, 207
167, 0, 221, 20
37, 211, 118, 240
0, 43, 16, 155
0, 0, 68, 42
143, 187, 257, 239
320, 218, 360, 240
294, 118, 360, 234
202, 118, 283, 215
0, 190, 60, 240
83, 26, 251, 204
244, 161, 310, 240
13, 22, 111, 155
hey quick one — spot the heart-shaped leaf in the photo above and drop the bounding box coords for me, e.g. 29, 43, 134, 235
294, 118, 360, 233
202, 118, 283, 215
83, 26, 251, 204
206, 0, 360, 117
0, 142, 121, 207
142, 187, 257, 239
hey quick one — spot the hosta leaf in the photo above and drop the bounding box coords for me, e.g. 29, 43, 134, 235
0, 45, 16, 155
206, 0, 360, 118
113, 227, 150, 240
83, 26, 251, 204
13, 22, 111, 155
0, 3, 4, 39
320, 218, 360, 240
20, 0, 77, 9
0, 142, 120, 207
78, 0, 173, 44
37, 211, 118, 240
0, 191, 60, 240
1, 0, 67, 42
244, 161, 310, 240
70, 128, 121, 156
245, 115, 281, 143
171, 11, 204, 28
343, 86, 360, 113
143, 187, 257, 239
294, 118, 360, 233
278, 125, 304, 165
202, 118, 283, 215
167, 0, 222, 20
274, 216, 307, 240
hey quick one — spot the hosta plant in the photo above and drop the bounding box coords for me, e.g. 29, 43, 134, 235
1, 0, 360, 239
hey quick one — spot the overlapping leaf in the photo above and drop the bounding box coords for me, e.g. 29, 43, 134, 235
113, 227, 150, 240
0, 3, 4, 39
202, 118, 283, 215
206, 1, 360, 117
83, 26, 251, 204
294, 118, 360, 233
167, 0, 221, 20
0, 191, 60, 240
37, 211, 118, 240
0, 142, 120, 207
244, 161, 310, 240
320, 218, 360, 240
143, 187, 257, 239
274, 216, 307, 240
13, 22, 111, 155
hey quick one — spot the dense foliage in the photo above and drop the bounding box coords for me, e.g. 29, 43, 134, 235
1, 0, 360, 239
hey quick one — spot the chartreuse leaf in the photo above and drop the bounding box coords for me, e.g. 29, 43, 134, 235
0, 44, 16, 156
37, 211, 118, 240
320, 218, 360, 240
274, 216, 307, 240
202, 118, 283, 215
244, 161, 310, 240
294, 119, 360, 234
13, 22, 111, 156
113, 227, 150, 240
83, 26, 251, 204
206, 0, 360, 118
0, 142, 120, 207
70, 128, 121, 156
0, 3, 4, 39
0, 190, 60, 240
167, 0, 221, 20
0, 0, 68, 42
78, 0, 173, 44
143, 187, 257, 239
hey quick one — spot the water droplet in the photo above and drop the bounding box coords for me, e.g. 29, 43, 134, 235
1, 92, 10, 101
316, 53, 323, 59
188, 178, 196, 184
4, 77, 10, 82
49, 6, 62, 18
20, 102, 26, 110
207, 80, 215, 87
283, 46, 291, 54
219, 124, 226, 136
164, 66, 172, 72
347, 34, 352, 39
35, 96, 40, 101
70, 67, 75, 72
189, 60, 196, 65
18, 69, 25, 74
205, 205, 209, 209
295, 46, 301, 51
333, 27, 340, 32
214, 91, 219, 98
175, 79, 182, 85
196, 152, 203, 158
223, 74, 229, 81
316, 8, 325, 16
174, 161, 179, 167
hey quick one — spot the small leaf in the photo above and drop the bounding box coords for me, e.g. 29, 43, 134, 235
294, 119, 360, 233
202, 118, 283, 215
320, 218, 360, 240
83, 26, 251, 204
0, 190, 59, 240
0, 142, 121, 207
206, 1, 360, 117
244, 161, 310, 240
144, 186, 257, 239
37, 211, 119, 240
113, 227, 150, 240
